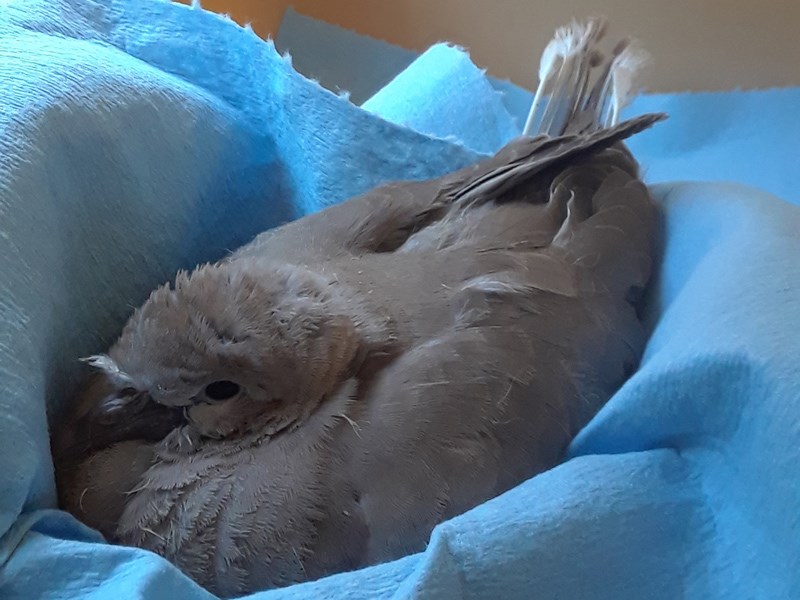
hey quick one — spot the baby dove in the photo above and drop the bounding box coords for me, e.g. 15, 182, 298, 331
53, 18, 665, 597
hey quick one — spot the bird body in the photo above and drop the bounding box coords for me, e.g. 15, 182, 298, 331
53, 19, 665, 597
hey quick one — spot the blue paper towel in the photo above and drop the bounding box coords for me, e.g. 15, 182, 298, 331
1, 2, 799, 599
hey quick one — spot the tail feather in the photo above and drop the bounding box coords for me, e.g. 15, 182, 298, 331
522, 17, 653, 137
438, 17, 665, 207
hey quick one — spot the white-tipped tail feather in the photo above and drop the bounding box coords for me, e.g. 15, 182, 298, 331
522, 18, 652, 137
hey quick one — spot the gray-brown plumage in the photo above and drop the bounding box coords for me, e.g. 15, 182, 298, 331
53, 19, 665, 598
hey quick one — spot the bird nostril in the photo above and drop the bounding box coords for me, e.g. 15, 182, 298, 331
204, 380, 241, 402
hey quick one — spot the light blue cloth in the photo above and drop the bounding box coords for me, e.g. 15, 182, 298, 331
1, 1, 799, 599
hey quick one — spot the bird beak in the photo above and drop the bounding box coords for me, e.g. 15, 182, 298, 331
53, 382, 186, 464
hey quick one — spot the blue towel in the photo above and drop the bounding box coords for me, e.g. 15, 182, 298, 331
1, 2, 799, 599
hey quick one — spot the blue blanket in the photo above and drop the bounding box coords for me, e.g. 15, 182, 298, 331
1, 2, 799, 598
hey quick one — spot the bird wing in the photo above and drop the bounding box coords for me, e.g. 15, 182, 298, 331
341, 314, 588, 564
335, 135, 659, 563
228, 113, 663, 265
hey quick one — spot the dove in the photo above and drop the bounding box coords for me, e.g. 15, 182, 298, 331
52, 18, 665, 598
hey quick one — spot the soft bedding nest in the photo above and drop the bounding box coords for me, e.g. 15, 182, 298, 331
0, 2, 799, 598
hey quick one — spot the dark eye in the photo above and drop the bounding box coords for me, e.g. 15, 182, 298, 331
204, 380, 241, 402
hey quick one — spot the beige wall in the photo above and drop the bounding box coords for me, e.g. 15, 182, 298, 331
190, 0, 800, 93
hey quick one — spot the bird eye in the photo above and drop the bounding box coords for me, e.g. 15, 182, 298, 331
204, 380, 241, 402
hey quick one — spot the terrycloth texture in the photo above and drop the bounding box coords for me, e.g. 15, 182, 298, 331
1, 1, 799, 599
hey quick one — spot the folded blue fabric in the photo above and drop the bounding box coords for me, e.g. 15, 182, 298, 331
361, 43, 519, 154
1, 2, 799, 599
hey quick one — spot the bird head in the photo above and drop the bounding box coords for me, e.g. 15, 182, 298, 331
84, 261, 364, 442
